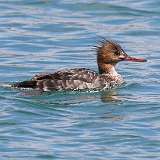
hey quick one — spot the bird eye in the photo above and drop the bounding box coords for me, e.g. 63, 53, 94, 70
114, 50, 120, 56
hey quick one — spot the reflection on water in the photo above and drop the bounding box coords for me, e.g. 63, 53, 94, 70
15, 88, 122, 104
100, 90, 121, 102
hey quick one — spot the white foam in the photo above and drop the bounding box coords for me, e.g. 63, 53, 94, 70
0, 83, 12, 88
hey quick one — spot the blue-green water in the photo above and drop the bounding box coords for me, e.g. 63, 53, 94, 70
0, 0, 160, 159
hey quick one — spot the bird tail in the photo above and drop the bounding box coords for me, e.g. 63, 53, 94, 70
11, 80, 37, 88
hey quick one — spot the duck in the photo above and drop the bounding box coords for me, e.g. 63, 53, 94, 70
12, 40, 147, 91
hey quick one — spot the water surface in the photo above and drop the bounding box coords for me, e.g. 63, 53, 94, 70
0, 0, 160, 159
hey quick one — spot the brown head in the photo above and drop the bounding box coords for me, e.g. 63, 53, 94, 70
96, 40, 147, 74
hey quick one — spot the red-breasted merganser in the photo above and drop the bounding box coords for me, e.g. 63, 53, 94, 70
12, 40, 147, 91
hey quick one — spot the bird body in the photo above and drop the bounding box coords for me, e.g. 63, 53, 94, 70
12, 40, 146, 91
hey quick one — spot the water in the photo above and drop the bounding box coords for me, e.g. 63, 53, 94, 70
0, 0, 160, 159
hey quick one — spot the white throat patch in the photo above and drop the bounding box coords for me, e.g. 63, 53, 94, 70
109, 66, 119, 77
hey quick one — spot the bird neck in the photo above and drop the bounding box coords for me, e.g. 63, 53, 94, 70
98, 63, 118, 76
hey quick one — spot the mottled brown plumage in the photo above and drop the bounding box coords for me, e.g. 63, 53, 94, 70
12, 40, 147, 91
